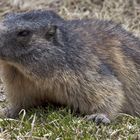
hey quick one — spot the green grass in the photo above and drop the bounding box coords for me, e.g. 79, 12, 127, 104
0, 106, 140, 139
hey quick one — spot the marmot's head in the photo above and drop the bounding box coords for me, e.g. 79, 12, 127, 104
0, 10, 68, 78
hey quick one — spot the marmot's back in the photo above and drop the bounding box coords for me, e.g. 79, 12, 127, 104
66, 19, 140, 116
0, 10, 139, 124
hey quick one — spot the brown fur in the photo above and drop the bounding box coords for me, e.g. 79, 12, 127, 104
0, 11, 140, 123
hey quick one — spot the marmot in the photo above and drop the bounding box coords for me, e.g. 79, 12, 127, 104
0, 10, 139, 124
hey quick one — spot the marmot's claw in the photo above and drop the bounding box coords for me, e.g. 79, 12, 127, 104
85, 113, 111, 125
0, 107, 19, 119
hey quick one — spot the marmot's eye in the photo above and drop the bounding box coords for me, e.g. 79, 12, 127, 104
17, 30, 31, 37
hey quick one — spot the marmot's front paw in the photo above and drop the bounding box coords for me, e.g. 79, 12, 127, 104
0, 107, 19, 119
85, 113, 111, 125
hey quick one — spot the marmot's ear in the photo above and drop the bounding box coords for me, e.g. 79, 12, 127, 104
45, 24, 64, 46
45, 24, 57, 39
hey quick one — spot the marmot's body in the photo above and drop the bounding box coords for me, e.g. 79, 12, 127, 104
0, 10, 140, 124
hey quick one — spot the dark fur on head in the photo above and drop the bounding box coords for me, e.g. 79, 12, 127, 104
1, 10, 68, 78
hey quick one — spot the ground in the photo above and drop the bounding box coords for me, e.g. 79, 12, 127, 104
0, 0, 140, 139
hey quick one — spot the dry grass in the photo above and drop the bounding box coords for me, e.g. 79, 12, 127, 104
0, 0, 140, 139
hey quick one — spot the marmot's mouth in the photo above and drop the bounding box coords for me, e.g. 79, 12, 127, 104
0, 53, 14, 62
0, 53, 8, 61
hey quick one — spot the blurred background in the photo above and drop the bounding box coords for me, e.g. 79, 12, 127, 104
0, 0, 140, 36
